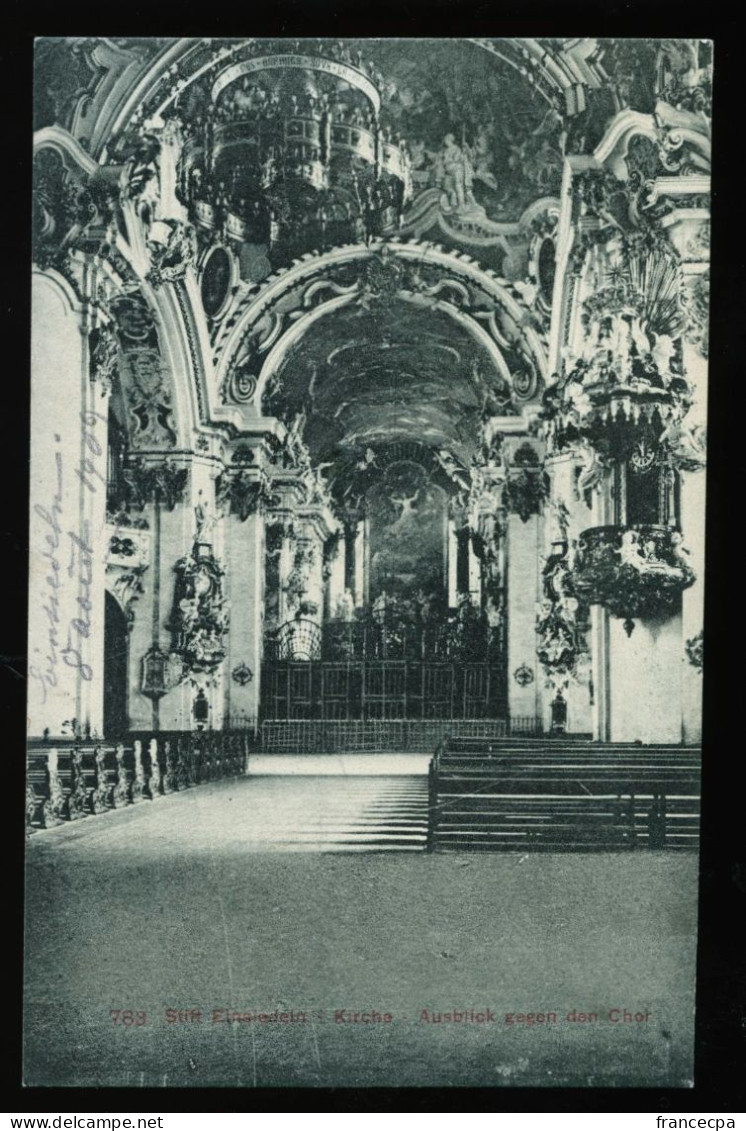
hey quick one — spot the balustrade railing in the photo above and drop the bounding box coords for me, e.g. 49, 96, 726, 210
509, 715, 545, 736
26, 730, 252, 833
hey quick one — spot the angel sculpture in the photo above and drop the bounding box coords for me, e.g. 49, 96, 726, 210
669, 531, 692, 571
194, 490, 216, 543
651, 332, 676, 381
619, 529, 644, 570
659, 420, 706, 470
576, 447, 606, 499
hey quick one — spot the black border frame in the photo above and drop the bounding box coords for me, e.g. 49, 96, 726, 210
4, 3, 744, 1112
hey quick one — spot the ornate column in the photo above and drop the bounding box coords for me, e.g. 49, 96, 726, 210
539, 449, 595, 736
160, 454, 227, 732
217, 440, 275, 726
262, 450, 342, 663
665, 209, 709, 743
503, 440, 545, 726
117, 457, 191, 731
541, 122, 709, 742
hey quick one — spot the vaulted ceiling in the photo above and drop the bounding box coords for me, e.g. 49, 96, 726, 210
271, 299, 510, 464
32, 35, 610, 227
355, 38, 566, 221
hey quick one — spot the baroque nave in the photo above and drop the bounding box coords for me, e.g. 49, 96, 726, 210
25, 36, 711, 1088
30, 37, 710, 761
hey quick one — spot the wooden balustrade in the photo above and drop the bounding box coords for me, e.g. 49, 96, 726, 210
26, 731, 252, 833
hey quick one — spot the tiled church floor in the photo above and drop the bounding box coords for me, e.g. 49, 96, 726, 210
24, 773, 698, 1088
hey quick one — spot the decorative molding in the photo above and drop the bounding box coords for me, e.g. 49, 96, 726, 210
231, 662, 253, 686
120, 347, 178, 447
119, 458, 189, 511
504, 444, 548, 522
216, 467, 275, 522
106, 563, 148, 629
212, 239, 548, 414
513, 663, 535, 687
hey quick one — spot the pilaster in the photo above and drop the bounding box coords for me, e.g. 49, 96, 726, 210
506, 512, 542, 724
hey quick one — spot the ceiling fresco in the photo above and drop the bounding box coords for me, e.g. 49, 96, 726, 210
266, 299, 513, 465
360, 38, 565, 222
32, 36, 574, 279
32, 36, 711, 493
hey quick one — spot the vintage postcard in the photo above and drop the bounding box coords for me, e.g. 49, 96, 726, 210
26, 36, 710, 1088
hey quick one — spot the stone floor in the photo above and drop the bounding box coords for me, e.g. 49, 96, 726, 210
24, 771, 699, 1089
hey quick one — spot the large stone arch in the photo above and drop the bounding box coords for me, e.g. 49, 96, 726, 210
213, 239, 549, 423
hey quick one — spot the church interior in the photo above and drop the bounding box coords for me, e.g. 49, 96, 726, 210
26, 36, 710, 1088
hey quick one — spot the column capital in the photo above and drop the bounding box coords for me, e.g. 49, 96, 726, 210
295, 506, 340, 544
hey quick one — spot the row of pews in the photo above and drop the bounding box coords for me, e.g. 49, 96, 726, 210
26, 731, 251, 832
426, 735, 701, 853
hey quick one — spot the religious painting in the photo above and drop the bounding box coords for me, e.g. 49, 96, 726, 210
366, 461, 447, 610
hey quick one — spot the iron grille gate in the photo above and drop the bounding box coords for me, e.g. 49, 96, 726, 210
259, 718, 510, 754
261, 660, 506, 721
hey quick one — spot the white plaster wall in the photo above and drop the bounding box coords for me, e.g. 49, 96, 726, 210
608, 612, 683, 743
679, 337, 708, 745
680, 466, 706, 743
29, 273, 103, 737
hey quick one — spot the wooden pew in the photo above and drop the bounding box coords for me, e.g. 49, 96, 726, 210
428, 737, 701, 853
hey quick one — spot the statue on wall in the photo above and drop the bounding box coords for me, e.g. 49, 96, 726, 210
536, 543, 586, 691
147, 219, 197, 287
169, 548, 229, 674
440, 134, 475, 212
194, 489, 217, 544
